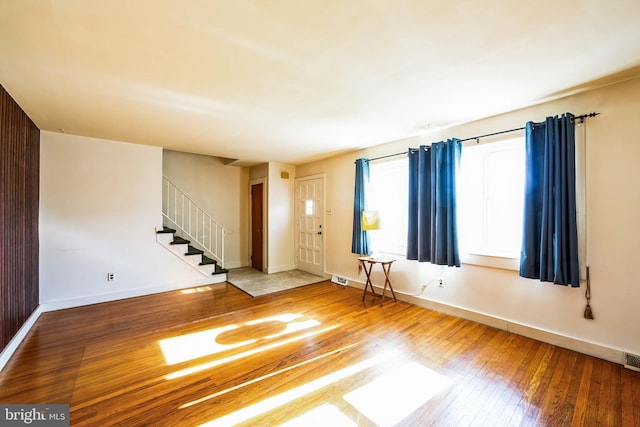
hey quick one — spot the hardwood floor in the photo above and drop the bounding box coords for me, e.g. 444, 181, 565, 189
1, 281, 638, 426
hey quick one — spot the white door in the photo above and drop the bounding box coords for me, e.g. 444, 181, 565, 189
296, 176, 324, 276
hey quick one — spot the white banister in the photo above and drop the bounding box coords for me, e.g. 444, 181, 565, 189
162, 175, 225, 267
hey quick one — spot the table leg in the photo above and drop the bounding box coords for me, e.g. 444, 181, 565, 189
361, 261, 376, 301
380, 263, 397, 303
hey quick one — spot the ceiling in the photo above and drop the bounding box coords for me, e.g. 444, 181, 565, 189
1, 1, 640, 165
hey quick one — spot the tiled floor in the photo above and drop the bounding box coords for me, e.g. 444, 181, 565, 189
226, 267, 325, 296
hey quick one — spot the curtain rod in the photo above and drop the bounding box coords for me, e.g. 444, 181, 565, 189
364, 112, 599, 162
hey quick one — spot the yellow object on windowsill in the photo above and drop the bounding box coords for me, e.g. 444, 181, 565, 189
362, 210, 380, 231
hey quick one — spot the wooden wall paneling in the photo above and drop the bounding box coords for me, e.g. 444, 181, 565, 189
0, 84, 40, 352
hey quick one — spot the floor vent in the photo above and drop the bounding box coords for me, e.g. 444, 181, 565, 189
331, 275, 349, 286
624, 352, 640, 372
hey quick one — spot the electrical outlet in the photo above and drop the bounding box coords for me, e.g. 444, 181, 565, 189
438, 278, 444, 288
107, 273, 115, 281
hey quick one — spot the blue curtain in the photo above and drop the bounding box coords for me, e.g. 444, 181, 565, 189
407, 139, 461, 266
520, 113, 580, 287
351, 158, 371, 255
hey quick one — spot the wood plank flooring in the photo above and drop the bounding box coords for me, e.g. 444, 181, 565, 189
0, 281, 638, 426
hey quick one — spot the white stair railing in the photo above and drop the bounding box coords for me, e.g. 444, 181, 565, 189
162, 176, 225, 267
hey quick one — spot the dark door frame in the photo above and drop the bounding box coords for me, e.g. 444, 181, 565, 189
250, 180, 265, 272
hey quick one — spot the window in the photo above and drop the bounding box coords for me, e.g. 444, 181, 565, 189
366, 129, 584, 272
367, 157, 408, 255
366, 140, 525, 266
457, 137, 525, 269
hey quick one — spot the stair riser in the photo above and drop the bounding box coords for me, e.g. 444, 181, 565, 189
156, 233, 174, 245
156, 232, 226, 278
198, 264, 219, 275
167, 243, 189, 258
183, 254, 204, 267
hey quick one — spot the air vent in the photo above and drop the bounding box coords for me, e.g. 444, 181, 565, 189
331, 275, 348, 286
624, 352, 640, 372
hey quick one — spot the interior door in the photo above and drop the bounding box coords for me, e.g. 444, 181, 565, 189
296, 176, 324, 276
251, 183, 264, 271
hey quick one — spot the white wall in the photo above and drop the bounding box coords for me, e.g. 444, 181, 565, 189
40, 132, 213, 309
38, 78, 638, 358
297, 77, 640, 359
163, 150, 249, 269
247, 162, 296, 273
267, 162, 296, 273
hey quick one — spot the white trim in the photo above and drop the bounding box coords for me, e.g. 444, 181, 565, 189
0, 278, 228, 372
294, 173, 326, 276
295, 173, 326, 182
267, 263, 297, 274
3, 272, 623, 374
0, 305, 45, 372
328, 270, 625, 365
460, 253, 520, 271
155, 232, 220, 276
40, 277, 225, 312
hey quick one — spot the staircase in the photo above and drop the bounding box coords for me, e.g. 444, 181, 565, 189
162, 175, 225, 268
156, 226, 228, 278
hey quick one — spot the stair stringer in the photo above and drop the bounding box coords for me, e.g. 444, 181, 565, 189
156, 228, 227, 282
162, 216, 222, 266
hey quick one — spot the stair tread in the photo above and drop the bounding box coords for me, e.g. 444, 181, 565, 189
185, 245, 204, 255
157, 227, 177, 234
199, 255, 218, 266
159, 229, 223, 273
170, 236, 190, 243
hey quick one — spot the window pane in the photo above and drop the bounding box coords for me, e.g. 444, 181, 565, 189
457, 137, 524, 259
486, 200, 521, 254
368, 158, 408, 255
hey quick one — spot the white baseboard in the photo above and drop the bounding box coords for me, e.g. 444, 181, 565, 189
41, 276, 226, 312
331, 272, 625, 366
4, 272, 623, 374
0, 305, 44, 372
267, 264, 297, 274
1, 276, 228, 373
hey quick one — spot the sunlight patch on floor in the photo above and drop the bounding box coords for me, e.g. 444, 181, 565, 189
248, 313, 321, 339
197, 349, 399, 427
159, 324, 253, 365
159, 313, 320, 365
166, 325, 338, 380
179, 344, 358, 409
181, 286, 212, 294
279, 404, 356, 427
343, 361, 452, 426
245, 313, 302, 325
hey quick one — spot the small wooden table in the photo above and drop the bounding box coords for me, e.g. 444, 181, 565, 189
358, 257, 397, 303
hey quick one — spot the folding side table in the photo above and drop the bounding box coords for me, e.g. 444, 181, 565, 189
357, 257, 397, 303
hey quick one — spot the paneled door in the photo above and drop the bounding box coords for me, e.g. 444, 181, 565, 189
295, 176, 324, 276
251, 182, 264, 271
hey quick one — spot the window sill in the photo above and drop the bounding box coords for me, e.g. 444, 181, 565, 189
460, 253, 519, 271
375, 250, 520, 271
373, 247, 406, 257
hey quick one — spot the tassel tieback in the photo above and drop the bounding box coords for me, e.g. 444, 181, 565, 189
584, 266, 594, 320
